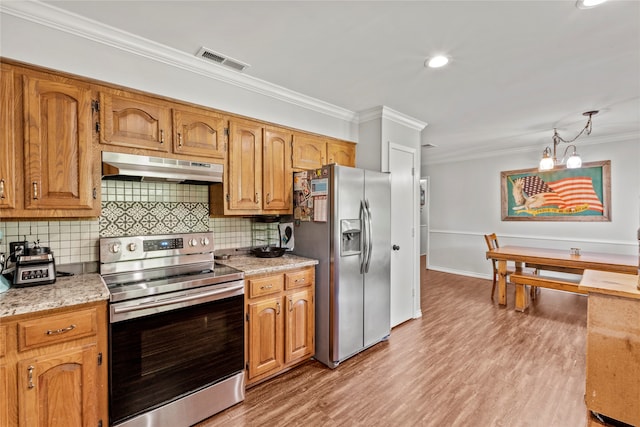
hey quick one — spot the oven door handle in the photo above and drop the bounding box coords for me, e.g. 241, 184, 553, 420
111, 282, 244, 322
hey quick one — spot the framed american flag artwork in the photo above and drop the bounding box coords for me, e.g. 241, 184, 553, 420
501, 160, 611, 221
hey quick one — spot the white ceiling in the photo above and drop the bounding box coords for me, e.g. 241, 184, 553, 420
37, 1, 640, 163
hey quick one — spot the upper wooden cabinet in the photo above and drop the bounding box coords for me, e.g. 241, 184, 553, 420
211, 120, 292, 215
99, 90, 171, 152
263, 127, 292, 212
292, 134, 326, 170
292, 133, 356, 170
22, 74, 98, 214
173, 107, 226, 159
327, 140, 356, 167
226, 118, 264, 211
0, 64, 16, 210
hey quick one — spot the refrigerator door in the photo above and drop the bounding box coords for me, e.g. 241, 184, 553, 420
363, 170, 391, 347
333, 166, 365, 363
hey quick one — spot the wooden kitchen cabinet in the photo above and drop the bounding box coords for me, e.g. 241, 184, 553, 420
245, 266, 314, 385
292, 133, 326, 170
327, 140, 356, 167
211, 120, 292, 215
292, 133, 356, 170
263, 126, 293, 212
0, 64, 16, 210
100, 89, 172, 152
21, 72, 99, 216
0, 325, 8, 427
172, 106, 226, 159
2, 302, 108, 427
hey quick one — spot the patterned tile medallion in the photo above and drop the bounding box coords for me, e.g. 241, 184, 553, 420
100, 202, 210, 236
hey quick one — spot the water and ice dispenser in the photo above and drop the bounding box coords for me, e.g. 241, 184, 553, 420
341, 219, 361, 256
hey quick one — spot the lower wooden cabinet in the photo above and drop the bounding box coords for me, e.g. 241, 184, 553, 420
245, 266, 314, 385
2, 301, 108, 427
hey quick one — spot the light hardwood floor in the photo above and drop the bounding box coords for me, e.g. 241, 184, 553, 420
198, 257, 588, 427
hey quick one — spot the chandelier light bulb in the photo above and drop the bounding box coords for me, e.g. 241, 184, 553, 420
426, 55, 449, 68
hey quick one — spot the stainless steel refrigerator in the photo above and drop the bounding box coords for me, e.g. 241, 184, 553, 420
293, 164, 391, 368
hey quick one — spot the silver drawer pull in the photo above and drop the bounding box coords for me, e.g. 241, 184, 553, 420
260, 284, 273, 290
46, 324, 76, 335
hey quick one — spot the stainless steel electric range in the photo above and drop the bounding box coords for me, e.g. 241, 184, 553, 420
99, 232, 245, 427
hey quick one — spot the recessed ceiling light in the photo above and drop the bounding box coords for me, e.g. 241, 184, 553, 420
576, 0, 608, 9
425, 55, 449, 68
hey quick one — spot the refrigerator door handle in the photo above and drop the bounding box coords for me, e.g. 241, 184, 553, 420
364, 199, 373, 273
360, 199, 369, 274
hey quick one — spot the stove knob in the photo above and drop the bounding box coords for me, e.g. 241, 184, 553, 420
110, 243, 121, 253
128, 243, 137, 252
189, 238, 198, 247
201, 237, 210, 246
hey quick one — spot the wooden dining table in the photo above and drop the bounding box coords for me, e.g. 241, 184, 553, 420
485, 245, 638, 307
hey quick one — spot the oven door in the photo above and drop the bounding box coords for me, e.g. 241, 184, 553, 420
109, 280, 244, 425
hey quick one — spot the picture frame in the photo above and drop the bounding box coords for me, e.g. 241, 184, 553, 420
501, 160, 611, 221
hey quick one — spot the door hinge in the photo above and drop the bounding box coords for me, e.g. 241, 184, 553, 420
226, 194, 230, 202
246, 313, 249, 321
224, 128, 229, 136
97, 352, 103, 366
411, 167, 415, 177
93, 187, 97, 200
91, 100, 100, 112
245, 362, 249, 372
95, 122, 100, 133
98, 420, 103, 427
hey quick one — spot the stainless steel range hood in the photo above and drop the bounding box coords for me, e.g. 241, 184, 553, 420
102, 152, 223, 184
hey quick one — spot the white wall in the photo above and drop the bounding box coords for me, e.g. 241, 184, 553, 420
423, 138, 640, 279
0, 7, 357, 141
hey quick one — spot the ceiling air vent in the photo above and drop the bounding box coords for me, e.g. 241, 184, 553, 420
196, 47, 250, 72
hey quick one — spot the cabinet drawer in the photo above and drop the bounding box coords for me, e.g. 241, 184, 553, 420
248, 275, 284, 298
18, 308, 98, 352
285, 268, 314, 290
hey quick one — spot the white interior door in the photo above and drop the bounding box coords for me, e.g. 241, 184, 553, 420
389, 143, 416, 327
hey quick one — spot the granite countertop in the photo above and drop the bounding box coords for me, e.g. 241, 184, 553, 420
0, 273, 109, 318
216, 254, 318, 276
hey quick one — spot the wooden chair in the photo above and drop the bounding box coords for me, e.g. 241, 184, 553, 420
484, 233, 513, 300
484, 233, 537, 301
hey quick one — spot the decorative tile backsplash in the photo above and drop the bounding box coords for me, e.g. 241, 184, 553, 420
100, 201, 210, 236
0, 180, 266, 265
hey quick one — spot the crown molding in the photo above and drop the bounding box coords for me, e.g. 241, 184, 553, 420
422, 130, 639, 165
358, 106, 427, 131
0, 1, 358, 123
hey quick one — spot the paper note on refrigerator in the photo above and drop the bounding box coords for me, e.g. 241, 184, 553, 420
313, 196, 327, 222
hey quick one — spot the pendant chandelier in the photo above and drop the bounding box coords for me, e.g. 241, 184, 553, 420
538, 110, 598, 171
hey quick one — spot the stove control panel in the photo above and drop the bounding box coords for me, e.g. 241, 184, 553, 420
99, 232, 215, 264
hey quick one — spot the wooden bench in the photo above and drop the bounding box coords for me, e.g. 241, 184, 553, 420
509, 272, 585, 312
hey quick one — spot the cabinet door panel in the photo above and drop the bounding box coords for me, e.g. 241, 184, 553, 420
327, 141, 356, 167
248, 298, 283, 379
23, 76, 94, 210
227, 120, 263, 211
173, 109, 226, 159
18, 345, 98, 427
285, 288, 314, 364
263, 128, 292, 212
0, 65, 16, 210
292, 135, 326, 170
100, 92, 170, 152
